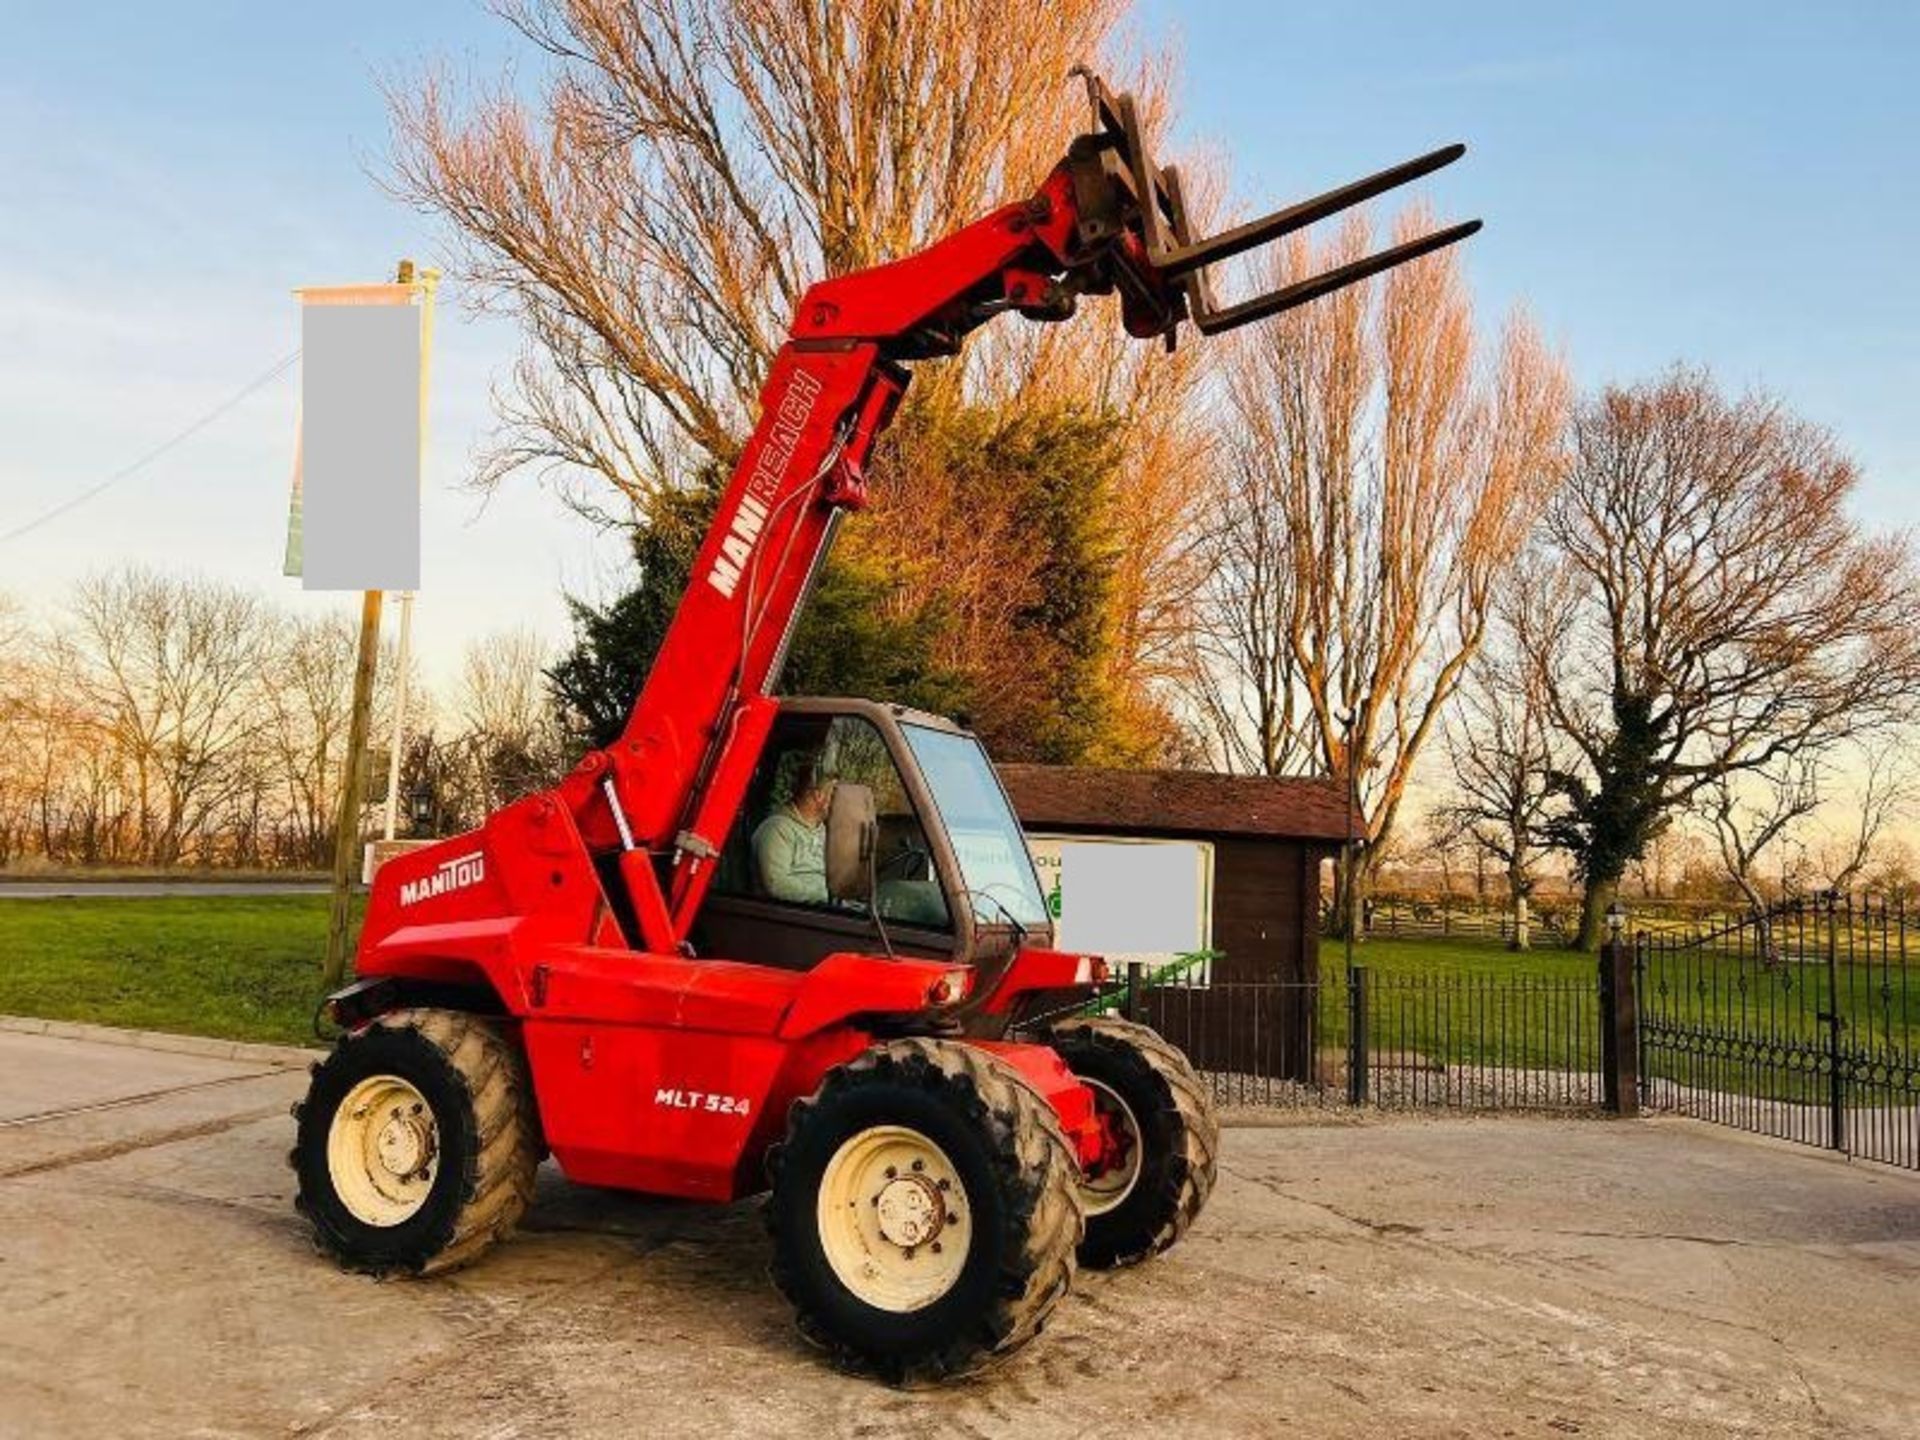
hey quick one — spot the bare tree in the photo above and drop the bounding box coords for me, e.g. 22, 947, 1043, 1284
1191, 209, 1570, 933
1183, 415, 1314, 777
1529, 369, 1920, 947
1703, 756, 1821, 963
3, 577, 436, 869
67, 568, 273, 865
1418, 807, 1475, 904
0, 592, 22, 661
1441, 632, 1558, 949
1863, 838, 1918, 906
458, 628, 565, 809
0, 594, 31, 863
392, 1, 1204, 758
264, 610, 380, 867
1816, 735, 1916, 893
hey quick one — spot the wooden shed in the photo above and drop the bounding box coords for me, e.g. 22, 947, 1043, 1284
998, 765, 1355, 1082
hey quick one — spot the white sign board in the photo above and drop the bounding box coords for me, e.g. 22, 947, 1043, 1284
1028, 835, 1213, 969
295, 284, 422, 591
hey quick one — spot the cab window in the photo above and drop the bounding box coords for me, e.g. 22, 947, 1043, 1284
710, 714, 952, 931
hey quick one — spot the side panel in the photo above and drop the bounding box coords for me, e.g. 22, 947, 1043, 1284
356, 792, 619, 990
523, 1021, 793, 1200
522, 1014, 874, 1201
518, 946, 926, 1201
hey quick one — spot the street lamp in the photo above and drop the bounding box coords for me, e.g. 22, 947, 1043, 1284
1605, 900, 1626, 942
1336, 698, 1369, 973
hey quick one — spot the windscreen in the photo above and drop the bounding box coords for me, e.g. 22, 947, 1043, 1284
901, 725, 1050, 929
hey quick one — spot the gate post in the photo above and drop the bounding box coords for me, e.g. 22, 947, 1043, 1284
1599, 938, 1639, 1116
1821, 892, 1846, 1153
1122, 960, 1142, 1023
1346, 965, 1369, 1106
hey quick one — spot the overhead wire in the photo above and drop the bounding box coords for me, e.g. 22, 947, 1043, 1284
0, 348, 301, 546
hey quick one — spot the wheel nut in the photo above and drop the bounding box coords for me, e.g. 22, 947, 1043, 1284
885, 1166, 897, 1179
938, 1178, 951, 1191
931, 1242, 943, 1254
911, 1159, 924, 1172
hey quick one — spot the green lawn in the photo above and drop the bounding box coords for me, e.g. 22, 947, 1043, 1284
0, 895, 342, 1047
1318, 934, 1598, 981
1305, 937, 1601, 1073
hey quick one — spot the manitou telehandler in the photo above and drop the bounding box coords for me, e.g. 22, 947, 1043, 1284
293, 73, 1478, 1381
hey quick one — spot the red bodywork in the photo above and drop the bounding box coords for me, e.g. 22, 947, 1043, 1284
355, 792, 1103, 1197
349, 91, 1475, 1204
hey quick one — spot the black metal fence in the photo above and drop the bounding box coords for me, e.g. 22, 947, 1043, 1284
1103, 966, 1605, 1114
1053, 893, 1918, 1172
1636, 894, 1920, 1169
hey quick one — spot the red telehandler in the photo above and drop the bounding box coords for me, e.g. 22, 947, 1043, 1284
293, 74, 1478, 1381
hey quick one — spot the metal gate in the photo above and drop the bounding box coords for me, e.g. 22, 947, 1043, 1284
1635, 894, 1920, 1168
1057, 967, 1605, 1113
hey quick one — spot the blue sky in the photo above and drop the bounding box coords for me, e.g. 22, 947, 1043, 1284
2, 2, 1915, 682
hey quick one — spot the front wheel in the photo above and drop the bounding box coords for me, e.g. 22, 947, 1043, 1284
1045, 1017, 1219, 1268
766, 1038, 1083, 1384
292, 1008, 540, 1276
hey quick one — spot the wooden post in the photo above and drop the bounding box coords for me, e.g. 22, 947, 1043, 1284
323, 587, 384, 987
1598, 937, 1640, 1116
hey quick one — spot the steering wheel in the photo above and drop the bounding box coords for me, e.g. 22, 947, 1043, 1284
877, 839, 932, 881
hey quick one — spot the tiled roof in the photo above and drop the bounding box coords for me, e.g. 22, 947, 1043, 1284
997, 764, 1358, 843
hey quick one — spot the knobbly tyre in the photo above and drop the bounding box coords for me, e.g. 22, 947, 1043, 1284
292, 73, 1477, 1382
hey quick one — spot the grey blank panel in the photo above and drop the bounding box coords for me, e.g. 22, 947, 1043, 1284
1056, 840, 1212, 956
300, 304, 421, 591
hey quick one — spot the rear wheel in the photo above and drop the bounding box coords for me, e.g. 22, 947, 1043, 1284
292, 1008, 539, 1276
1045, 1017, 1219, 1268
767, 1038, 1083, 1384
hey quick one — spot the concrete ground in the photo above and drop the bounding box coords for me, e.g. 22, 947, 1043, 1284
1, 1028, 1917, 1439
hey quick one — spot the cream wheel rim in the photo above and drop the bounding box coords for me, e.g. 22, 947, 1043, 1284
817, 1125, 968, 1312
327, 1075, 439, 1227
1079, 1078, 1143, 1216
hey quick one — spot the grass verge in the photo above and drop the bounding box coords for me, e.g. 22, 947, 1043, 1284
0, 895, 341, 1047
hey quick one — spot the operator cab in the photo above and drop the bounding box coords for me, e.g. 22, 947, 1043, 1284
693, 698, 1052, 981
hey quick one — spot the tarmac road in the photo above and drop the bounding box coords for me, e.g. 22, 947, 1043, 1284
0, 881, 330, 898
1, 1022, 1917, 1438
